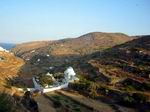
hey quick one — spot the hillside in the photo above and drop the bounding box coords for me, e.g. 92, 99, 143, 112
1, 35, 150, 112
11, 32, 133, 63
77, 35, 150, 81
68, 36, 150, 111
0, 50, 24, 89
10, 32, 134, 78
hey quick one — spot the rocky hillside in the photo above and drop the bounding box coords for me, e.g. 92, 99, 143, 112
66, 36, 150, 111
11, 32, 133, 62
78, 35, 150, 81
73, 35, 150, 96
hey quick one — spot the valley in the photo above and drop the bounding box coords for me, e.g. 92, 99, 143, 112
0, 32, 150, 112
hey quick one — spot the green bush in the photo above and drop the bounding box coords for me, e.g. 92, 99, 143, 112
39, 75, 53, 87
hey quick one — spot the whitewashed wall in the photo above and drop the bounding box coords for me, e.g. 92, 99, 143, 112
43, 83, 68, 93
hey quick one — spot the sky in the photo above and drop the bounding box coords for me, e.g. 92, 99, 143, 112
0, 0, 150, 43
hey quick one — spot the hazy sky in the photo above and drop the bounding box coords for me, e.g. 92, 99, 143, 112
0, 0, 150, 43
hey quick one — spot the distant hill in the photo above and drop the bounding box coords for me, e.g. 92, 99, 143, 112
11, 32, 133, 63
10, 32, 134, 78
0, 43, 16, 50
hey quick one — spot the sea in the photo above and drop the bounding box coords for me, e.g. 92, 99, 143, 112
0, 43, 16, 50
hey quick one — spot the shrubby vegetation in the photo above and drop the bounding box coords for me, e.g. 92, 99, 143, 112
69, 75, 150, 109
132, 93, 149, 103
69, 76, 100, 98
39, 75, 53, 87
0, 93, 16, 112
6, 78, 28, 89
122, 78, 150, 92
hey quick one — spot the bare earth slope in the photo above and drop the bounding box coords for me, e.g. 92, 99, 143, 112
0, 51, 24, 89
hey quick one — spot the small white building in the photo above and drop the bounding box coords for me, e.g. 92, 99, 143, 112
47, 54, 50, 57
49, 66, 54, 70
64, 67, 78, 82
37, 59, 41, 62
